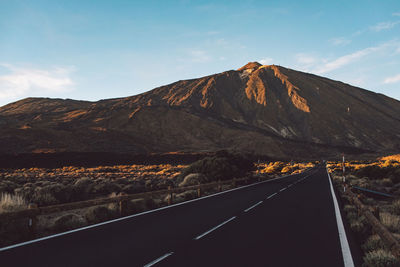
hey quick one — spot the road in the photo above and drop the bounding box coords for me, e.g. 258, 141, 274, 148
0, 165, 353, 266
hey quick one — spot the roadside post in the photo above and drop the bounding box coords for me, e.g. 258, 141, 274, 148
119, 193, 128, 216
342, 154, 346, 192
167, 186, 173, 205
28, 203, 38, 238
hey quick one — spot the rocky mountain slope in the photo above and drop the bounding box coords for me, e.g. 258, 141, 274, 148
1, 62, 399, 159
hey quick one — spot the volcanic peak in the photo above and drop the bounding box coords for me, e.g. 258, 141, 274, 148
237, 62, 262, 71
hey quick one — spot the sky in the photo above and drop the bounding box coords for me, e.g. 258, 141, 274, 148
0, 0, 400, 106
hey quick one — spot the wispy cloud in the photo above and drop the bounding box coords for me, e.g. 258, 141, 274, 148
313, 42, 396, 74
383, 74, 400, 84
393, 12, 400, 17
329, 37, 351, 46
259, 57, 273, 65
370, 21, 400, 31
314, 48, 374, 74
0, 64, 75, 101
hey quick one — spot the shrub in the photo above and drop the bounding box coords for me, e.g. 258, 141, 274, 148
261, 161, 285, 174
84, 206, 116, 223
175, 190, 197, 201
14, 186, 35, 202
0, 181, 18, 194
363, 249, 400, 267
178, 173, 206, 187
121, 183, 145, 194
346, 211, 359, 222
362, 235, 384, 252
72, 177, 94, 200
0, 193, 27, 213
126, 198, 147, 214
381, 178, 394, 187
30, 183, 72, 206
355, 165, 388, 180
52, 213, 87, 232
343, 205, 357, 214
350, 177, 370, 189
392, 200, 400, 215
380, 212, 400, 233
363, 198, 377, 206
349, 215, 371, 242
91, 180, 121, 196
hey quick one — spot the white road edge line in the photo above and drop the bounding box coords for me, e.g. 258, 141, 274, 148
267, 192, 277, 199
0, 171, 304, 252
143, 252, 174, 267
326, 168, 354, 267
244, 201, 263, 212
194, 216, 236, 240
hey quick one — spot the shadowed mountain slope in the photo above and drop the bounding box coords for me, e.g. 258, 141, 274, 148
1, 62, 399, 159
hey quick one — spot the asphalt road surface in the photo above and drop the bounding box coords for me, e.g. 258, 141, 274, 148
0, 165, 353, 266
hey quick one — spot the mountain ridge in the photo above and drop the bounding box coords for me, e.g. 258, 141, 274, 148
0, 62, 399, 159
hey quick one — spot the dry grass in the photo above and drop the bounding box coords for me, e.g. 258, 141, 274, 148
380, 212, 400, 233
0, 163, 188, 207
363, 249, 400, 267
393, 200, 400, 215
362, 234, 385, 252
330, 157, 400, 266
0, 193, 27, 213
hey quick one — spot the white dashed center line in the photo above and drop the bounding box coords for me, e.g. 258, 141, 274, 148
144, 252, 174, 267
194, 216, 237, 240
267, 192, 277, 199
244, 201, 263, 212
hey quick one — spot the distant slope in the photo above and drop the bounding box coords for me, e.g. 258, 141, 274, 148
0, 62, 399, 159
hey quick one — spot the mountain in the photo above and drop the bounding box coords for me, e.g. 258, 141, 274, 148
1, 62, 400, 159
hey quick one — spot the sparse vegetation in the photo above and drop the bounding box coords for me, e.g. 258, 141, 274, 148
380, 212, 400, 233
257, 161, 314, 175
393, 200, 400, 215
53, 213, 87, 232
363, 249, 400, 267
84, 206, 116, 224
0, 193, 27, 213
0, 164, 187, 207
362, 235, 385, 252
329, 154, 400, 266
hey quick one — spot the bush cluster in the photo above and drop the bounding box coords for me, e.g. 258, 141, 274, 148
0, 177, 151, 207
355, 165, 400, 184
178, 151, 254, 183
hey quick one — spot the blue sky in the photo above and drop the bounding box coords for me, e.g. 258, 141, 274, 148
0, 0, 400, 106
